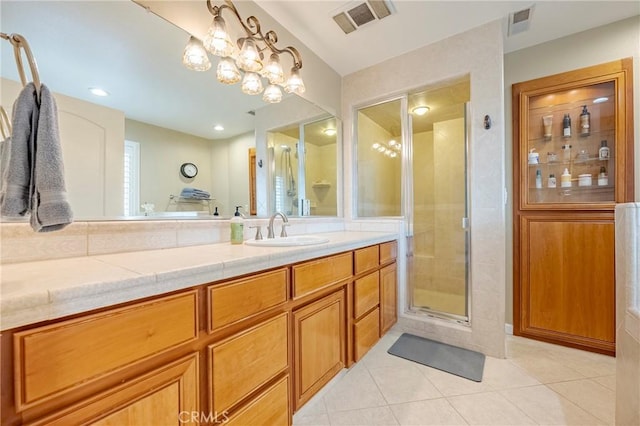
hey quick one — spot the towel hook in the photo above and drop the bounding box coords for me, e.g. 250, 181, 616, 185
1, 32, 41, 100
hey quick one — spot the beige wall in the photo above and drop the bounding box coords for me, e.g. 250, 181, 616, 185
504, 15, 640, 326
1, 78, 124, 218
356, 113, 402, 217
412, 130, 435, 256
125, 119, 215, 214
343, 21, 506, 358
306, 142, 337, 216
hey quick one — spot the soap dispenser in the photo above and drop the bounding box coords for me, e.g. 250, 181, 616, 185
230, 206, 244, 244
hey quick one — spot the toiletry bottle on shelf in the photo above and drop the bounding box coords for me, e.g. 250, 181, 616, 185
562, 144, 572, 162
548, 173, 556, 188
599, 140, 610, 160
580, 105, 590, 136
230, 206, 244, 244
561, 168, 572, 188
562, 114, 571, 138
535, 169, 542, 189
598, 166, 608, 186
213, 207, 219, 216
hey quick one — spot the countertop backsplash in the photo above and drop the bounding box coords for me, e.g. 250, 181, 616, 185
0, 217, 347, 264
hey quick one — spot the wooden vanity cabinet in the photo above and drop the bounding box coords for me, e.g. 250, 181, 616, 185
293, 289, 347, 411
2, 240, 398, 425
27, 354, 199, 426
513, 59, 634, 355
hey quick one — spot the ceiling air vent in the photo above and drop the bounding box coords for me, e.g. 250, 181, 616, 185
508, 4, 535, 36
332, 0, 394, 35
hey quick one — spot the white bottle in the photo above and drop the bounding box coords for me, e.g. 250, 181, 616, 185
598, 140, 610, 160
547, 173, 556, 188
561, 168, 572, 188
535, 170, 542, 189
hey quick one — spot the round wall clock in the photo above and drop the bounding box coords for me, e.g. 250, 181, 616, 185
180, 162, 198, 178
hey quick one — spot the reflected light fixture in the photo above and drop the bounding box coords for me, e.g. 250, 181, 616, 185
372, 140, 400, 158
182, 0, 305, 103
412, 106, 430, 116
323, 128, 337, 136
89, 87, 109, 97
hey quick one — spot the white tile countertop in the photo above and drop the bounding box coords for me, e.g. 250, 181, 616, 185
0, 231, 397, 331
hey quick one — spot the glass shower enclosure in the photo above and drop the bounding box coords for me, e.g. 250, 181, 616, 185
355, 76, 470, 322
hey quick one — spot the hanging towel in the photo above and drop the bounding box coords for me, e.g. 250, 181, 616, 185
0, 83, 73, 232
30, 84, 73, 232
0, 83, 37, 217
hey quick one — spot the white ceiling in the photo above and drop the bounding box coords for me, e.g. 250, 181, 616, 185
258, 0, 639, 76
1, 1, 637, 141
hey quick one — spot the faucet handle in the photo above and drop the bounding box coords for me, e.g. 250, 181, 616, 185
249, 226, 263, 240
280, 223, 289, 238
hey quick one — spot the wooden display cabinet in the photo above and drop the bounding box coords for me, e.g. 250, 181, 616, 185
513, 58, 634, 355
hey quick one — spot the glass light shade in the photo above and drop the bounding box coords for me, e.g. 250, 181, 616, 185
285, 67, 305, 94
372, 143, 381, 149
241, 72, 264, 95
376, 146, 386, 153
216, 57, 241, 84
263, 53, 284, 84
182, 37, 211, 71
203, 16, 234, 57
412, 106, 430, 115
263, 84, 283, 103
236, 39, 262, 72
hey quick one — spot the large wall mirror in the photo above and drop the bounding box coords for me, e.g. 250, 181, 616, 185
0, 1, 340, 220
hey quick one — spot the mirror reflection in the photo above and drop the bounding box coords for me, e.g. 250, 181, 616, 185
0, 0, 339, 219
269, 116, 337, 216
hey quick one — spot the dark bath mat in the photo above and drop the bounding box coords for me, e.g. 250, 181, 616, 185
388, 333, 485, 382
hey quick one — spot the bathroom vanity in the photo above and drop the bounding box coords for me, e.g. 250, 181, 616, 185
0, 232, 397, 425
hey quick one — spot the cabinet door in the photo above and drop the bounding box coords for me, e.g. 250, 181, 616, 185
518, 215, 615, 353
513, 59, 633, 210
293, 290, 346, 410
209, 313, 289, 413
380, 263, 398, 335
28, 354, 198, 426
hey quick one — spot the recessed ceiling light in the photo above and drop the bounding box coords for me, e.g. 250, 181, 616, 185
213, 125, 224, 131
593, 97, 609, 104
412, 106, 430, 115
323, 128, 337, 136
89, 87, 109, 97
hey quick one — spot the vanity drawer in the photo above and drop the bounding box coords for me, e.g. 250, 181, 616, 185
292, 252, 353, 299
14, 291, 198, 410
208, 268, 288, 332
354, 245, 380, 274
354, 307, 380, 361
226, 375, 290, 426
208, 312, 289, 412
379, 241, 397, 265
353, 271, 379, 319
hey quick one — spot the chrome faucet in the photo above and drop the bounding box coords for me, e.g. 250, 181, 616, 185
267, 212, 289, 239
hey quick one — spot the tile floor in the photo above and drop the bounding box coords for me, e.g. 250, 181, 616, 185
293, 329, 617, 425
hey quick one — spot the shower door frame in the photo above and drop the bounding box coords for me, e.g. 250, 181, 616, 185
406, 102, 472, 324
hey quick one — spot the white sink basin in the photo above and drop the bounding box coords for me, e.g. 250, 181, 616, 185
244, 235, 330, 247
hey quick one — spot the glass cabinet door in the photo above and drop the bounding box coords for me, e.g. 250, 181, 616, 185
525, 81, 615, 206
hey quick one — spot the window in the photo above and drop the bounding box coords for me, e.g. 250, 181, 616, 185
124, 140, 140, 216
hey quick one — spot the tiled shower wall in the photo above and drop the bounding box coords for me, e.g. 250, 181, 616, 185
615, 203, 640, 425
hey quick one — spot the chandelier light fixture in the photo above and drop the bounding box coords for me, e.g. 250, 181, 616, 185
182, 0, 305, 104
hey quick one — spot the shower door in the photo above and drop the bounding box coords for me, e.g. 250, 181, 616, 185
409, 101, 470, 322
